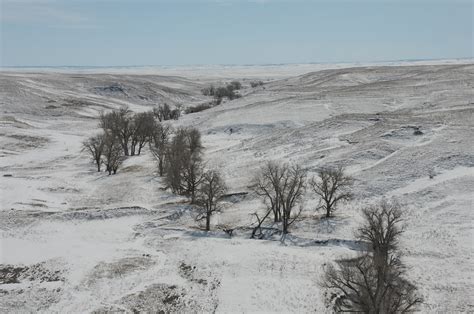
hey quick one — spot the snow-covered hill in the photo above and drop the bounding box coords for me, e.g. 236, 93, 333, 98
1, 62, 473, 312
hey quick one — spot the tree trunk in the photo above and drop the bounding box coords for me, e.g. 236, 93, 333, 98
191, 190, 196, 204
282, 220, 288, 234
159, 159, 164, 176
96, 162, 101, 172
206, 213, 211, 231
122, 143, 129, 156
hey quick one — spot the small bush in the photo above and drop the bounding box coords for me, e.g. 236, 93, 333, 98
250, 81, 264, 88
185, 103, 212, 114
413, 127, 423, 135
185, 98, 222, 114
229, 81, 242, 90
201, 86, 215, 96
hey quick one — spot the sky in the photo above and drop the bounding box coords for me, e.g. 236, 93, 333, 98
1, 0, 472, 67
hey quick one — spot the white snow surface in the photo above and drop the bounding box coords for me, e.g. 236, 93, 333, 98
0, 61, 473, 312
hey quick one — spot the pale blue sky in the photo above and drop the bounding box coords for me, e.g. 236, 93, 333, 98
1, 0, 472, 66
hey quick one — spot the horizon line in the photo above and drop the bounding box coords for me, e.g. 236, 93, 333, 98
2, 57, 473, 69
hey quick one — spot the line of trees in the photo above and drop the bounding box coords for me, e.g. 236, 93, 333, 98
83, 106, 227, 230
150, 125, 227, 231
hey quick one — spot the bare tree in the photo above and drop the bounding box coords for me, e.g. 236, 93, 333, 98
102, 132, 123, 175
180, 127, 204, 203
153, 103, 169, 122
250, 161, 285, 223
357, 200, 404, 267
153, 103, 180, 121
195, 170, 227, 231
150, 123, 173, 176
164, 129, 186, 194
279, 164, 307, 234
130, 111, 155, 156
99, 107, 133, 156
310, 166, 353, 218
83, 133, 105, 172
322, 200, 423, 313
251, 161, 307, 235
182, 152, 205, 203
183, 127, 203, 155
164, 127, 204, 202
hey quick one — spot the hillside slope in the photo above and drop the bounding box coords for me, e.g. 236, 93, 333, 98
1, 63, 473, 312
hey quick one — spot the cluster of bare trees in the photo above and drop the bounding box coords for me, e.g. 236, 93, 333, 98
250, 162, 353, 236
153, 103, 181, 121
250, 162, 422, 310
150, 126, 227, 231
195, 170, 228, 231
162, 127, 204, 202
84, 105, 226, 230
83, 105, 179, 175
250, 162, 307, 235
322, 200, 423, 313
99, 107, 159, 157
201, 81, 242, 100
83, 131, 124, 175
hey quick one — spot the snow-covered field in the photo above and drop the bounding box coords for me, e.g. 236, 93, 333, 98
1, 61, 473, 312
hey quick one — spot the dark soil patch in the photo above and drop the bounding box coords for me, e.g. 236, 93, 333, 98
0, 263, 64, 284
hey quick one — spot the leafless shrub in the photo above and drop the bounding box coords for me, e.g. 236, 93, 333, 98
185, 97, 223, 114
310, 166, 353, 218
322, 200, 423, 313
195, 170, 227, 231
83, 133, 105, 172
185, 103, 213, 114
201, 85, 215, 96
201, 82, 241, 100
229, 81, 242, 90
250, 80, 264, 88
